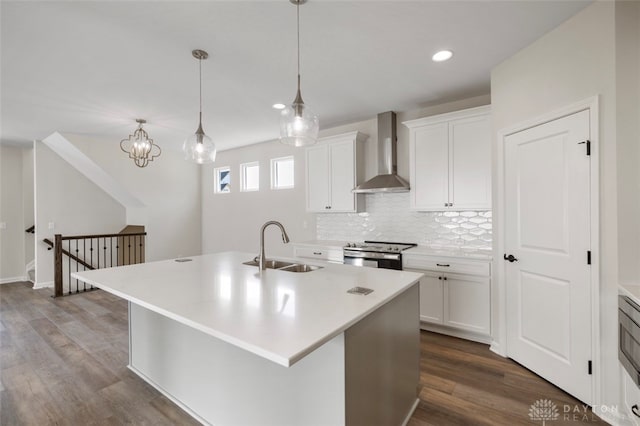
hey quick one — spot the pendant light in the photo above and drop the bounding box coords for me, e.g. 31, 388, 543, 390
120, 119, 161, 168
183, 49, 216, 164
279, 0, 319, 147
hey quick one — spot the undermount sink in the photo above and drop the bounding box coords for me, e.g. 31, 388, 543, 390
242, 259, 323, 273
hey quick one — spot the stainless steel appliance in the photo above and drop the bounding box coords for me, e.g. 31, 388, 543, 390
343, 241, 416, 270
620, 295, 640, 386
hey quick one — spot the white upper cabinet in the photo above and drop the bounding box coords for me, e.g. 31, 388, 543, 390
404, 105, 491, 211
305, 131, 366, 213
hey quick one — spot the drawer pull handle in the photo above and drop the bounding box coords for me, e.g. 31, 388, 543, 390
436, 263, 450, 267
632, 405, 640, 418
313, 252, 322, 255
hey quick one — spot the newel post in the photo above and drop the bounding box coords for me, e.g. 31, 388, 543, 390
54, 234, 63, 297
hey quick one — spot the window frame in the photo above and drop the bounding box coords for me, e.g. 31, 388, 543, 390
270, 156, 295, 190
240, 161, 260, 192
214, 166, 231, 194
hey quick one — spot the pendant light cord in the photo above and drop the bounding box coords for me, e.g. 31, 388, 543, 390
199, 57, 203, 120
296, 1, 301, 91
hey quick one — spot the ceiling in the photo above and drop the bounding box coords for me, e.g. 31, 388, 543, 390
1, 1, 591, 152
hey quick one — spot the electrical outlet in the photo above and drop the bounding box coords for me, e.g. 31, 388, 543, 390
48, 222, 55, 230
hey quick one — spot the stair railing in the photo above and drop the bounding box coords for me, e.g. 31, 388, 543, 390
44, 231, 146, 297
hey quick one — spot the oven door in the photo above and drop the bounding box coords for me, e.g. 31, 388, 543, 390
343, 250, 402, 270
620, 296, 640, 386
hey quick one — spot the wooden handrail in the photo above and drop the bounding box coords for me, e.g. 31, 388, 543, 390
61, 231, 146, 241
43, 238, 95, 271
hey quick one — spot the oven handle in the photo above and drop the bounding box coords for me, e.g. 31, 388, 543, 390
343, 250, 401, 261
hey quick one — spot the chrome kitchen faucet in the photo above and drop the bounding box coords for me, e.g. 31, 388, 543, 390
259, 221, 290, 270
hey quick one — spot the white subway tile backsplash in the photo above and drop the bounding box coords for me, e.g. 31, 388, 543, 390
316, 192, 491, 250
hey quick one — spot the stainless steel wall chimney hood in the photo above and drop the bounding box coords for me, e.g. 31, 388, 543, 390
352, 111, 410, 193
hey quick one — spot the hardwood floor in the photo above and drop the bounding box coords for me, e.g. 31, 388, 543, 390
1, 281, 607, 425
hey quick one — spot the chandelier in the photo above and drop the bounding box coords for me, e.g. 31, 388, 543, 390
120, 119, 161, 168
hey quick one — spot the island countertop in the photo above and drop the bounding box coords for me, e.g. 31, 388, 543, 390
72, 251, 422, 367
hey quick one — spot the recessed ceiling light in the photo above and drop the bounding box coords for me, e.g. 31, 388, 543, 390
432, 50, 453, 62
272, 103, 286, 110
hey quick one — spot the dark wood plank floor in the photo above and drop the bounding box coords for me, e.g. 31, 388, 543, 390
1, 281, 606, 425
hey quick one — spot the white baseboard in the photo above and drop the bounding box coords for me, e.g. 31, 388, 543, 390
490, 340, 507, 357
596, 408, 627, 426
33, 280, 54, 289
420, 322, 492, 344
0, 276, 28, 284
402, 398, 420, 426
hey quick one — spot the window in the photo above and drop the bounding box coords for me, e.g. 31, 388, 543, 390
240, 162, 260, 192
271, 156, 294, 190
214, 166, 230, 193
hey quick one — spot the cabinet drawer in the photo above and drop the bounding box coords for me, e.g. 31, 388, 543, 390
403, 255, 490, 276
294, 246, 343, 263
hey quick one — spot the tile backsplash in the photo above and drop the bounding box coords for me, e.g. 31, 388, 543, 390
316, 193, 492, 250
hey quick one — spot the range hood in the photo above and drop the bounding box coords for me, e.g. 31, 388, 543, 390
353, 111, 410, 193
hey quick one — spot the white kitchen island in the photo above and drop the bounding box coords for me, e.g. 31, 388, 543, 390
73, 251, 422, 426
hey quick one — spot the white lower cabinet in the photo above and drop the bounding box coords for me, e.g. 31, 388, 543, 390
293, 243, 344, 263
405, 253, 491, 343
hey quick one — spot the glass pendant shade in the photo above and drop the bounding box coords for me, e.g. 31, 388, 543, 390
183, 113, 216, 164
183, 49, 216, 164
279, 0, 319, 147
279, 99, 319, 147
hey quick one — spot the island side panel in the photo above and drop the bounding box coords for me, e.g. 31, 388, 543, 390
345, 283, 420, 426
128, 303, 346, 426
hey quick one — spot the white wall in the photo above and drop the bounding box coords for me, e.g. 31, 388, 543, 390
64, 133, 202, 263
201, 95, 490, 257
23, 147, 34, 265
491, 0, 619, 413
35, 142, 127, 286
615, 0, 640, 285
0, 145, 26, 282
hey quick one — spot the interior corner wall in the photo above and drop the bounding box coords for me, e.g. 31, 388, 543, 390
490, 0, 618, 409
23, 146, 34, 266
615, 0, 640, 286
34, 142, 126, 286
63, 133, 202, 263
0, 145, 26, 281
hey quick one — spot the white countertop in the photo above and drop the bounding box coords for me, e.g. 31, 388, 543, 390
72, 251, 422, 368
620, 284, 640, 306
405, 245, 493, 261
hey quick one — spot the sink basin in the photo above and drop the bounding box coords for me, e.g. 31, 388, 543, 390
242, 259, 295, 269
242, 259, 323, 273
279, 264, 322, 273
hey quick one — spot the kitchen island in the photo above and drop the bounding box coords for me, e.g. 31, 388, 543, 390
73, 251, 422, 426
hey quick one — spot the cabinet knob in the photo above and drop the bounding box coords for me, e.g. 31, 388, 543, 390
444, 203, 448, 207
443, 276, 447, 281
503, 254, 518, 263
313, 252, 322, 255
632, 405, 640, 418
438, 276, 442, 280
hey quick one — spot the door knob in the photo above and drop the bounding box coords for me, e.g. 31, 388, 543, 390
503, 254, 518, 262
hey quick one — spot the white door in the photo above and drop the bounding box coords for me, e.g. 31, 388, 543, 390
450, 115, 491, 210
410, 123, 449, 210
328, 140, 356, 212
305, 145, 329, 212
416, 271, 444, 324
505, 110, 592, 404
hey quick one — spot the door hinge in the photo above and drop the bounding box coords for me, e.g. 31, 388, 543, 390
587, 250, 591, 265
578, 140, 591, 156
588, 360, 592, 375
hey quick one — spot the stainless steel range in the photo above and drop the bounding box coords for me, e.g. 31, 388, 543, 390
343, 241, 417, 270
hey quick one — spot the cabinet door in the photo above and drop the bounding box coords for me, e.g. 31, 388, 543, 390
306, 145, 330, 212
410, 122, 449, 210
443, 274, 490, 334
328, 140, 357, 212
449, 115, 491, 210
416, 271, 444, 324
